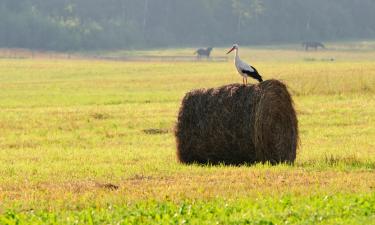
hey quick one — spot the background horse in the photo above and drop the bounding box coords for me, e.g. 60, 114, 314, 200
302, 42, 326, 51
195, 47, 213, 59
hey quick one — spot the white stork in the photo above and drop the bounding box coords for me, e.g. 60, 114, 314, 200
226, 44, 263, 85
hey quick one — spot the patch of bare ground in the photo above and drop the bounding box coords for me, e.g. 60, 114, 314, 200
1, 170, 373, 205
142, 128, 170, 135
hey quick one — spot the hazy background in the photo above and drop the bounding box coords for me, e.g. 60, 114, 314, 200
1, 0, 375, 51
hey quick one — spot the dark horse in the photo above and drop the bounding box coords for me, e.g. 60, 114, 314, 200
302, 41, 326, 51
195, 47, 213, 59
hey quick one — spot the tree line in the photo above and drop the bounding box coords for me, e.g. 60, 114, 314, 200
1, 0, 374, 51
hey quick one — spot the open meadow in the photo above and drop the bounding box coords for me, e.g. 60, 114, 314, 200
0, 44, 374, 224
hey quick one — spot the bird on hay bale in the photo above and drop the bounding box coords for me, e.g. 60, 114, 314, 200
227, 44, 263, 85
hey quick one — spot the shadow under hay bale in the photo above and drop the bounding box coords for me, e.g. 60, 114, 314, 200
175, 79, 298, 165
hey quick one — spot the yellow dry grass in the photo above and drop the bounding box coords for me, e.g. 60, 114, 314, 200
0, 45, 374, 213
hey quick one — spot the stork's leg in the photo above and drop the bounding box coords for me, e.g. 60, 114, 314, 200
245, 77, 248, 85
242, 77, 245, 85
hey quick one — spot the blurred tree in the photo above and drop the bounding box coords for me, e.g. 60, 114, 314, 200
0, 0, 374, 50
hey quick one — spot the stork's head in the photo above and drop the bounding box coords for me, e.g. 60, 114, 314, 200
226, 44, 239, 54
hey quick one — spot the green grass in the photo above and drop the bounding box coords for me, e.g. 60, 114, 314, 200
2, 194, 374, 225
0, 44, 374, 224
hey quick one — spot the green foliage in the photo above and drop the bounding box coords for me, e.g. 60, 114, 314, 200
0, 0, 375, 50
1, 194, 374, 224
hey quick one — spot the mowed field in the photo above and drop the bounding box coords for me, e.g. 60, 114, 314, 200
0, 45, 374, 224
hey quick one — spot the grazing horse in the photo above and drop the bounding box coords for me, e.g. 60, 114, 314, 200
195, 47, 213, 59
302, 41, 326, 51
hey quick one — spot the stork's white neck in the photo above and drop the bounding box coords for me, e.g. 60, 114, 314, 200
234, 48, 239, 61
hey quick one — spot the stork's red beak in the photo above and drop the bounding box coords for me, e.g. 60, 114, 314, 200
226, 47, 235, 54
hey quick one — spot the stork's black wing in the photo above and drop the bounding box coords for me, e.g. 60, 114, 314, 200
242, 66, 263, 82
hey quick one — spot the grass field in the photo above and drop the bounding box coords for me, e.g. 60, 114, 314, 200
0, 44, 374, 224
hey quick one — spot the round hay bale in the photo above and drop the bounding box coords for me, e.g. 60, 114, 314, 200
175, 79, 298, 165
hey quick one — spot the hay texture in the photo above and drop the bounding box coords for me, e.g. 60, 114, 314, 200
175, 79, 298, 165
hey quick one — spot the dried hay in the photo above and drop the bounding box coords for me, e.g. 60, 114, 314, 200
175, 79, 298, 165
